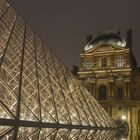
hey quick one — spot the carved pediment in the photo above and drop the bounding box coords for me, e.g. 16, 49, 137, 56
85, 44, 126, 54
94, 45, 115, 52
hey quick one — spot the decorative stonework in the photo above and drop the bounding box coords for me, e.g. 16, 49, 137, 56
95, 46, 114, 52
78, 30, 140, 131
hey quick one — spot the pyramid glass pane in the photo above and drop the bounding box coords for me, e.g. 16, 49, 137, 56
0, 0, 116, 139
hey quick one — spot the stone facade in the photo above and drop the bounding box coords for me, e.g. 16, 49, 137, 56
78, 30, 140, 133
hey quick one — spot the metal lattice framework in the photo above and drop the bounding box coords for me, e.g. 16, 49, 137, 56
0, 0, 116, 139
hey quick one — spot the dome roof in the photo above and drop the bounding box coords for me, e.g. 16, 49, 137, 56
84, 32, 126, 51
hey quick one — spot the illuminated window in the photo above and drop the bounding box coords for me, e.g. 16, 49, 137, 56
101, 58, 107, 67
117, 56, 124, 68
83, 59, 93, 69
117, 87, 123, 99
99, 85, 107, 100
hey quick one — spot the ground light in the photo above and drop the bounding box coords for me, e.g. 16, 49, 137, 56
121, 115, 126, 121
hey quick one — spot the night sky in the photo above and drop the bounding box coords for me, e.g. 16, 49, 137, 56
9, 0, 140, 69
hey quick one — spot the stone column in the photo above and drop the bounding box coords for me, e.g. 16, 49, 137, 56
124, 79, 130, 99
108, 79, 114, 99
90, 78, 96, 98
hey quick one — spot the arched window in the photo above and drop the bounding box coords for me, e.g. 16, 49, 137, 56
138, 109, 140, 124
99, 85, 107, 100
117, 87, 123, 99
117, 56, 124, 68
102, 58, 107, 67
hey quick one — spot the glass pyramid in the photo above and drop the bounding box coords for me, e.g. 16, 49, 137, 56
0, 0, 116, 139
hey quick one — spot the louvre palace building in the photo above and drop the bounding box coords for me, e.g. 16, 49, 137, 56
78, 29, 140, 134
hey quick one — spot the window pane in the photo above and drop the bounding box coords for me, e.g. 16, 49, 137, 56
102, 58, 107, 67
83, 59, 93, 70
117, 56, 124, 68
117, 87, 123, 99
99, 86, 107, 100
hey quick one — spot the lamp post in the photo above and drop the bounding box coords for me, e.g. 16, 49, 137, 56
121, 115, 127, 130
118, 115, 129, 139
121, 115, 126, 121
121, 115, 126, 126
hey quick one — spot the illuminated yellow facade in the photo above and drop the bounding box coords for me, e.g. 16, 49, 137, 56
78, 30, 140, 133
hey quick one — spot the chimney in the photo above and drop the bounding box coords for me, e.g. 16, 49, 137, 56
127, 28, 132, 49
71, 65, 79, 77
86, 34, 92, 43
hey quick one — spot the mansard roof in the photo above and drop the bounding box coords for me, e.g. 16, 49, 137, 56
84, 32, 126, 51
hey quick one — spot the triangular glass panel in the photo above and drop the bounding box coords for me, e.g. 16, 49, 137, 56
0, 0, 116, 139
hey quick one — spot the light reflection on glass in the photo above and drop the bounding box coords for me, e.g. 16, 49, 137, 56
0, 0, 118, 139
